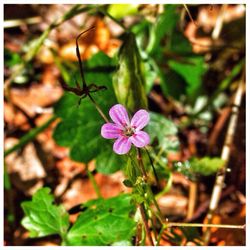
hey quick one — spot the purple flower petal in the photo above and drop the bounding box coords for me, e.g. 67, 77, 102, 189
131, 109, 150, 130
101, 123, 122, 139
109, 104, 129, 127
113, 136, 131, 155
130, 131, 150, 148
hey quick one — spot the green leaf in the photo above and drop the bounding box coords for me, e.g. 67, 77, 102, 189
96, 145, 127, 174
53, 52, 126, 174
4, 48, 33, 84
123, 179, 134, 187
168, 56, 207, 101
113, 32, 148, 113
107, 4, 139, 19
147, 5, 179, 54
190, 157, 224, 176
160, 69, 187, 100
21, 187, 69, 238
169, 32, 193, 54
66, 194, 136, 246
4, 48, 22, 67
146, 112, 178, 149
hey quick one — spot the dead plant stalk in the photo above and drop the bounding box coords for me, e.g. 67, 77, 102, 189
202, 77, 245, 244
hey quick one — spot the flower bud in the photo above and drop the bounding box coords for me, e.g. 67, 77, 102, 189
113, 32, 148, 113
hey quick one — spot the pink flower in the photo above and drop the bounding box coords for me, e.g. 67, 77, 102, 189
101, 104, 150, 155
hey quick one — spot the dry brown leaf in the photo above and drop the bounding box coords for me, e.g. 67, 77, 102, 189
5, 138, 46, 195
10, 83, 62, 117
157, 194, 187, 217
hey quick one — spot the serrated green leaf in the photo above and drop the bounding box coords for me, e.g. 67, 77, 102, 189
66, 194, 136, 246
21, 187, 69, 238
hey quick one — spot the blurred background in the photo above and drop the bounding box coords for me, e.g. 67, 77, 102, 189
4, 4, 245, 246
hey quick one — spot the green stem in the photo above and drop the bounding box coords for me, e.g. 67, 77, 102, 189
4, 116, 57, 157
155, 172, 172, 200
136, 148, 148, 180
139, 203, 154, 246
87, 93, 109, 123
86, 165, 102, 198
156, 225, 166, 246
145, 148, 159, 186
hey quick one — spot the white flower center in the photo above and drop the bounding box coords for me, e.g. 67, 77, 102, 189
123, 125, 136, 137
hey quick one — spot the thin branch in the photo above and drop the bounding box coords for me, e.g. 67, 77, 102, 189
183, 4, 198, 27
186, 180, 197, 220
202, 74, 245, 244
212, 4, 227, 40
167, 222, 245, 230
4, 16, 42, 28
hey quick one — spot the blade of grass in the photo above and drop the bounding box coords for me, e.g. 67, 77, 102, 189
4, 116, 57, 157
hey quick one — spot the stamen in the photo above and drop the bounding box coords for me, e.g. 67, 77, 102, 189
123, 125, 135, 137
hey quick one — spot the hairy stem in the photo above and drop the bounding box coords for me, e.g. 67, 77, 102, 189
136, 148, 148, 180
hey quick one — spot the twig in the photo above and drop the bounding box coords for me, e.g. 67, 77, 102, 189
186, 180, 197, 220
4, 16, 42, 28
167, 222, 245, 230
212, 4, 227, 40
208, 106, 231, 153
202, 75, 245, 244
183, 4, 198, 27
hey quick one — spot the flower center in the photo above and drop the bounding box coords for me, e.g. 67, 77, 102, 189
123, 125, 135, 137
